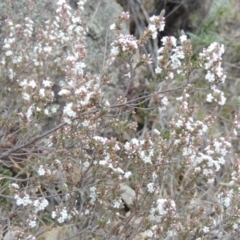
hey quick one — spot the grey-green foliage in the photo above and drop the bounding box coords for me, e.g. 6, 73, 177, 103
188, 0, 231, 53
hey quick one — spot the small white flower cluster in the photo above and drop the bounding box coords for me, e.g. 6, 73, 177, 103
60, 78, 100, 124
109, 12, 129, 32
93, 135, 109, 145
75, 84, 95, 106
148, 14, 165, 39
199, 42, 226, 84
124, 171, 132, 179
206, 137, 231, 157
89, 186, 97, 205
51, 206, 72, 224
160, 36, 177, 49
24, 17, 34, 38
110, 34, 138, 57
15, 192, 32, 207
173, 115, 208, 136
11, 183, 49, 226
124, 138, 154, 164
77, 0, 86, 10
91, 137, 135, 183
147, 182, 155, 193
155, 34, 187, 80
18, 77, 54, 110
109, 23, 116, 31
27, 214, 37, 228
232, 114, 240, 136
3, 35, 16, 58
139, 148, 154, 164
217, 189, 233, 208
155, 66, 162, 74
158, 94, 169, 110
206, 85, 226, 105
58, 88, 71, 96
124, 138, 140, 154
147, 225, 158, 238
37, 165, 46, 176
14, 192, 49, 215
98, 150, 124, 175
203, 226, 210, 234
171, 93, 209, 139
113, 198, 123, 209
18, 79, 36, 102
33, 197, 49, 213
63, 102, 77, 124
150, 198, 176, 223
190, 137, 231, 183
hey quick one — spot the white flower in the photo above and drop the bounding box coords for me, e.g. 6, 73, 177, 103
3, 43, 11, 49
58, 89, 71, 96
15, 192, 32, 206
83, 161, 90, 168
233, 223, 238, 230
43, 79, 52, 87
110, 24, 116, 30
175, 119, 183, 128
124, 171, 132, 179
223, 196, 231, 208
155, 66, 162, 74
63, 103, 77, 118
169, 72, 174, 79
43, 46, 52, 54
170, 55, 181, 69
203, 226, 209, 233
23, 93, 31, 101
147, 230, 154, 237
81, 120, 90, 127
161, 96, 169, 106
33, 198, 49, 213
113, 199, 122, 209
37, 165, 46, 176
39, 88, 45, 97
51, 105, 59, 113
168, 230, 178, 237
205, 71, 215, 82
140, 151, 152, 164
13, 56, 22, 64
180, 34, 187, 43
93, 136, 108, 144
57, 208, 69, 223
218, 94, 226, 105
5, 50, 13, 56
84, 209, 90, 215
10, 183, 19, 189
74, 62, 86, 75
125, 72, 131, 78
89, 186, 97, 205
28, 80, 36, 88
153, 129, 160, 135
161, 36, 177, 47
156, 199, 168, 215
8, 68, 15, 80
206, 93, 214, 103
28, 220, 37, 228
148, 24, 157, 39
51, 211, 57, 219
110, 46, 119, 56
149, 24, 157, 33
147, 182, 155, 193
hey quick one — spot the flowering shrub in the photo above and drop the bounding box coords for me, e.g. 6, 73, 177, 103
0, 0, 240, 239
